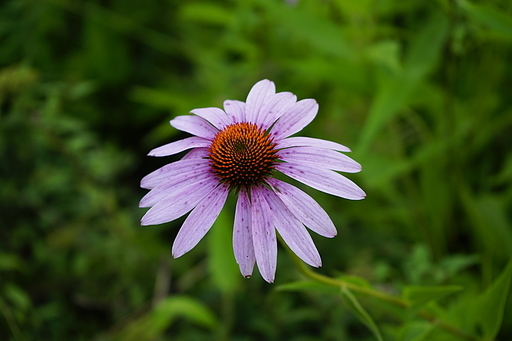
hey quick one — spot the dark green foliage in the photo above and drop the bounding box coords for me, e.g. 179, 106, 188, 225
1, 0, 511, 340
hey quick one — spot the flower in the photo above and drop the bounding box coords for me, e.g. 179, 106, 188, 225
140, 79, 365, 283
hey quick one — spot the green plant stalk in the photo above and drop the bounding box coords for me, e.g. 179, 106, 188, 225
286, 247, 481, 341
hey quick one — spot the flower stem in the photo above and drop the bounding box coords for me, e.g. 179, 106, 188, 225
286, 247, 481, 341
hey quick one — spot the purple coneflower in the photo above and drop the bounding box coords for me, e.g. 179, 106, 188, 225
140, 80, 365, 283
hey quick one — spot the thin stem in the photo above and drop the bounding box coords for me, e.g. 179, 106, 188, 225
286, 248, 481, 341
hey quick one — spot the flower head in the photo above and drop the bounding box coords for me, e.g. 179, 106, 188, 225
140, 80, 365, 283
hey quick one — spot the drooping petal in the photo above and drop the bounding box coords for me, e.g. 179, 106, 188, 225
140, 170, 213, 207
140, 177, 218, 225
245, 79, 276, 124
267, 178, 336, 237
223, 100, 245, 122
148, 137, 211, 157
271, 99, 318, 139
233, 189, 255, 277
279, 146, 362, 173
261, 187, 321, 267
190, 107, 231, 130
257, 92, 297, 129
140, 156, 210, 189
276, 162, 366, 200
172, 184, 229, 258
251, 186, 277, 283
170, 115, 218, 139
277, 136, 351, 152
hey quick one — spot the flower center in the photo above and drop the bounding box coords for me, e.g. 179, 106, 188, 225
208, 122, 279, 189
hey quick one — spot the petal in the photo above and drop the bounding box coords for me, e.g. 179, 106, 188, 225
172, 184, 229, 258
223, 100, 245, 122
267, 178, 336, 237
276, 163, 366, 200
245, 79, 276, 124
140, 157, 210, 189
140, 170, 213, 207
140, 177, 218, 225
271, 99, 318, 139
258, 92, 297, 129
148, 137, 210, 157
279, 146, 362, 173
190, 107, 231, 130
251, 186, 278, 283
277, 136, 351, 152
261, 187, 321, 267
233, 189, 255, 278
170, 115, 218, 139
182, 147, 210, 160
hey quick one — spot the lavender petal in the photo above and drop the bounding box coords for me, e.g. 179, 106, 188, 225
276, 162, 366, 200
267, 178, 337, 237
172, 184, 229, 258
148, 137, 210, 157
170, 115, 218, 139
251, 186, 277, 283
233, 189, 255, 278
261, 187, 322, 267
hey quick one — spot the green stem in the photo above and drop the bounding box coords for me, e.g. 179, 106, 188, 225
286, 248, 481, 341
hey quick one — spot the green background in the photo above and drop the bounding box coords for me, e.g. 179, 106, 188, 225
1, 0, 512, 340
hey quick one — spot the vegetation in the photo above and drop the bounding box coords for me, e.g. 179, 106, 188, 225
1, 0, 511, 340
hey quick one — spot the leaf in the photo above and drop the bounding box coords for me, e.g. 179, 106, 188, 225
403, 286, 463, 308
179, 3, 232, 26
116, 296, 217, 340
276, 280, 340, 295
357, 12, 448, 154
397, 321, 435, 341
458, 0, 512, 38
470, 261, 512, 339
208, 208, 240, 293
340, 287, 383, 341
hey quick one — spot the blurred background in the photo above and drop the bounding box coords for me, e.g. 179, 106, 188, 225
1, 0, 512, 340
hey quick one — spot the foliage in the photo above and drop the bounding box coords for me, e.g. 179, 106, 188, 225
1, 0, 512, 340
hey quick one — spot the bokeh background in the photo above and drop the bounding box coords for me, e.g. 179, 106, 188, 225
1, 0, 512, 340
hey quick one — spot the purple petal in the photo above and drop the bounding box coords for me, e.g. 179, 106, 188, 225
267, 178, 336, 237
170, 115, 218, 139
276, 163, 366, 200
190, 107, 231, 130
223, 100, 245, 122
140, 157, 210, 189
279, 146, 362, 173
140, 177, 218, 226
271, 99, 318, 139
148, 137, 210, 157
258, 92, 297, 129
172, 184, 229, 258
233, 189, 255, 278
261, 188, 321, 267
277, 136, 351, 152
140, 170, 214, 208
251, 186, 277, 283
182, 147, 210, 160
245, 79, 276, 124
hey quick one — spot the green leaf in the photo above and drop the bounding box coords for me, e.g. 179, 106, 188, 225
153, 296, 217, 330
116, 296, 218, 340
179, 3, 232, 26
397, 321, 435, 341
208, 208, 240, 293
340, 287, 383, 341
470, 261, 512, 339
403, 286, 463, 308
458, 0, 512, 38
357, 12, 448, 154
276, 280, 340, 295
